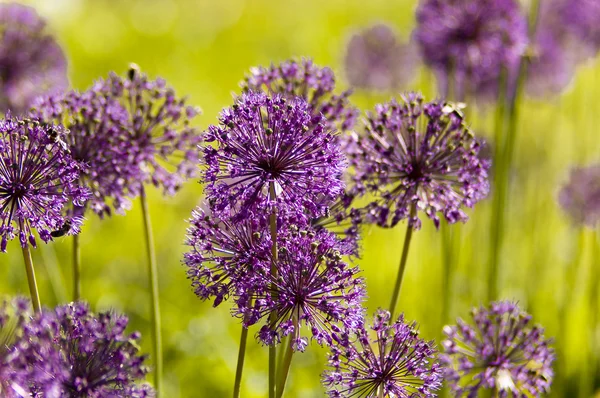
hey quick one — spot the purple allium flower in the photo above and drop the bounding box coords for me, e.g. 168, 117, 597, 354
0, 3, 67, 114
97, 65, 202, 196
555, 0, 600, 58
323, 309, 442, 397
345, 24, 419, 92
32, 88, 139, 217
202, 91, 346, 218
11, 302, 153, 398
349, 93, 490, 229
0, 116, 88, 252
0, 297, 31, 397
558, 165, 600, 227
414, 0, 528, 101
241, 58, 359, 134
441, 301, 554, 397
183, 205, 271, 307
241, 228, 365, 352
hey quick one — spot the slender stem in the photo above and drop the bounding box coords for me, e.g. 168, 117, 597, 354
378, 385, 385, 398
140, 188, 163, 396
233, 326, 249, 398
441, 221, 454, 328
72, 234, 81, 301
21, 245, 41, 313
389, 204, 416, 319
276, 317, 297, 398
268, 182, 278, 398
277, 334, 289, 373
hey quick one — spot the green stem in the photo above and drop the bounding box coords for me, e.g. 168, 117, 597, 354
389, 204, 416, 319
268, 182, 278, 398
73, 234, 81, 302
275, 317, 296, 398
233, 326, 249, 398
441, 221, 454, 328
21, 245, 41, 313
140, 188, 163, 396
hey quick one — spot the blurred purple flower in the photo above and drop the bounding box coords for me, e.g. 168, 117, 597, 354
97, 65, 202, 196
0, 298, 31, 397
202, 91, 346, 219
558, 164, 600, 227
241, 58, 359, 134
240, 228, 365, 352
11, 302, 154, 398
555, 0, 600, 59
0, 3, 67, 114
0, 116, 88, 252
345, 23, 419, 92
349, 93, 490, 229
323, 309, 442, 397
441, 301, 554, 397
414, 0, 528, 101
32, 88, 140, 218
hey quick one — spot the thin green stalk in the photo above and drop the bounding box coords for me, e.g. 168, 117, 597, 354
233, 325, 249, 398
268, 182, 278, 398
72, 234, 81, 301
140, 187, 163, 396
277, 334, 289, 373
441, 221, 454, 328
21, 245, 41, 313
389, 204, 416, 319
275, 317, 297, 398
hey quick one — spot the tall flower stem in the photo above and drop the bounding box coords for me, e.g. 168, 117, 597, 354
275, 317, 297, 398
140, 187, 163, 396
21, 245, 41, 313
389, 204, 416, 318
233, 326, 249, 398
441, 221, 454, 327
72, 234, 81, 301
268, 182, 278, 398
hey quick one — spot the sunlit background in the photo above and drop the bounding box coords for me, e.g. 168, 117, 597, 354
1, 0, 599, 396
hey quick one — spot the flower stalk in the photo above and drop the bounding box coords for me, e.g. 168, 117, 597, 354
73, 234, 81, 301
389, 204, 416, 318
21, 245, 41, 313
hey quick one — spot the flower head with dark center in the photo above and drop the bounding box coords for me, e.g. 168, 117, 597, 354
349, 93, 489, 229
183, 205, 271, 307
345, 24, 419, 92
441, 301, 554, 397
0, 117, 88, 252
558, 164, 600, 227
240, 227, 365, 352
0, 3, 68, 115
32, 88, 140, 218
241, 58, 359, 134
202, 91, 346, 219
11, 302, 154, 398
414, 0, 527, 101
97, 65, 202, 196
323, 309, 442, 397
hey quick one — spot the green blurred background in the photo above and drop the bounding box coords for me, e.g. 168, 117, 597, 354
2, 0, 600, 396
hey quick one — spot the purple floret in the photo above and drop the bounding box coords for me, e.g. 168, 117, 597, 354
558, 164, 600, 227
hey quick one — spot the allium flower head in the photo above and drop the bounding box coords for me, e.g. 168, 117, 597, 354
11, 302, 153, 397
558, 164, 600, 227
441, 301, 554, 397
241, 58, 359, 134
323, 310, 442, 397
414, 0, 528, 101
0, 297, 31, 397
98, 65, 202, 196
349, 93, 490, 229
556, 0, 600, 58
184, 205, 271, 307
32, 88, 139, 217
345, 24, 419, 92
202, 91, 346, 218
241, 227, 365, 352
0, 117, 88, 252
0, 3, 67, 114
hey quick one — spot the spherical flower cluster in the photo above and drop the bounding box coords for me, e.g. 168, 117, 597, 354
558, 164, 600, 227
241, 58, 359, 134
0, 117, 88, 252
349, 93, 490, 229
441, 301, 554, 397
97, 65, 202, 196
555, 0, 600, 58
184, 205, 271, 307
11, 302, 153, 397
323, 309, 442, 397
0, 3, 68, 114
32, 89, 140, 217
202, 91, 346, 219
241, 228, 365, 352
414, 0, 528, 101
345, 24, 419, 92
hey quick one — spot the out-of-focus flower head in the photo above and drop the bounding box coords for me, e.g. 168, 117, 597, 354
558, 164, 600, 227
0, 297, 30, 398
